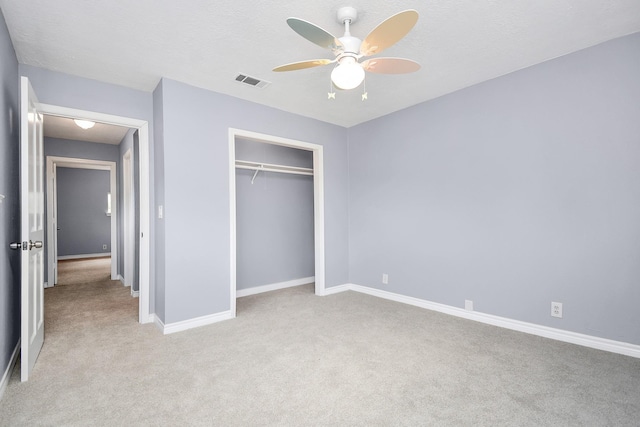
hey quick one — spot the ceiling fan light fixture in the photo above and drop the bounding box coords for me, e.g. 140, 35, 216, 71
73, 119, 95, 130
331, 57, 365, 90
276, 8, 419, 93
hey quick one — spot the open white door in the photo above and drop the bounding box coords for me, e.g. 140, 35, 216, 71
20, 76, 45, 381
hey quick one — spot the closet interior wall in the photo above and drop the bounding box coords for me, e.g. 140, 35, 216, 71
234, 138, 315, 293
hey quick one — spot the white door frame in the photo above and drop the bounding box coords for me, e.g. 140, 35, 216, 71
123, 148, 135, 290
39, 103, 152, 324
46, 157, 117, 283
228, 128, 326, 317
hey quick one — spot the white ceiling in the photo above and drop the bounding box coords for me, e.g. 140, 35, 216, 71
2, 1, 640, 128
43, 115, 130, 145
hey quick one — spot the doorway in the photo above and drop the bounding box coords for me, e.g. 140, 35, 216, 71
46, 156, 117, 286
228, 128, 326, 318
38, 103, 152, 324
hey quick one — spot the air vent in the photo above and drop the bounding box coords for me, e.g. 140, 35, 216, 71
235, 73, 271, 89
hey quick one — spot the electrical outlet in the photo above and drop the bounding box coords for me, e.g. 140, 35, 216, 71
465, 300, 473, 311
551, 301, 563, 318
102, 244, 107, 250
382, 273, 389, 285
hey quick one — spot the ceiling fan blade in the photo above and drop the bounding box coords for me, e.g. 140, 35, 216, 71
361, 57, 421, 74
273, 59, 333, 72
287, 18, 344, 52
360, 10, 419, 57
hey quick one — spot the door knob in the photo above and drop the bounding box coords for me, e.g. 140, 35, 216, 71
10, 242, 24, 250
29, 240, 43, 250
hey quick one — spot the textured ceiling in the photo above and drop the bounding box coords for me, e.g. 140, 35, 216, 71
1, 0, 640, 128
43, 115, 130, 145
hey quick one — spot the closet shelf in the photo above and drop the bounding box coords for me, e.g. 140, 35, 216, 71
235, 159, 314, 176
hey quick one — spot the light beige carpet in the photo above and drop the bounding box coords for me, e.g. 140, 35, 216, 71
56, 257, 113, 286
1, 260, 639, 426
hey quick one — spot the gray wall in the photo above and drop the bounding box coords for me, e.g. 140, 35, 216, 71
152, 80, 165, 321
21, 65, 155, 313
56, 168, 111, 257
45, 136, 120, 162
235, 140, 314, 290
0, 8, 20, 389
348, 33, 640, 345
155, 78, 348, 324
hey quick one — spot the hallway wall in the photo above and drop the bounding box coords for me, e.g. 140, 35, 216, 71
0, 8, 20, 396
56, 168, 111, 257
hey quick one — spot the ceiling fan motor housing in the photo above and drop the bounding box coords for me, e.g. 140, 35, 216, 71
338, 35, 362, 55
336, 6, 358, 25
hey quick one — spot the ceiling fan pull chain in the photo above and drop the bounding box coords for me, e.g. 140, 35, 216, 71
328, 76, 336, 99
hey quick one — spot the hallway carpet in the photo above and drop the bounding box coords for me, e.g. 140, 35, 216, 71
1, 261, 639, 425
56, 257, 113, 286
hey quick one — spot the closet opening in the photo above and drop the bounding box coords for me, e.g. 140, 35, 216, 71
228, 128, 326, 317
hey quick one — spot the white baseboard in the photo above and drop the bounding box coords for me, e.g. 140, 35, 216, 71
236, 276, 315, 298
58, 253, 111, 260
159, 311, 235, 335
321, 284, 351, 296
131, 289, 139, 297
117, 274, 134, 289
144, 313, 156, 325
153, 277, 312, 335
331, 284, 640, 359
0, 339, 20, 401
153, 315, 164, 333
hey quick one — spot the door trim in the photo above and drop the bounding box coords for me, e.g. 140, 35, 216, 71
38, 103, 152, 324
46, 156, 117, 282
123, 148, 135, 289
228, 128, 326, 318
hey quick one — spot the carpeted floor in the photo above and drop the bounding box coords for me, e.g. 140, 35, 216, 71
56, 257, 113, 286
1, 259, 639, 426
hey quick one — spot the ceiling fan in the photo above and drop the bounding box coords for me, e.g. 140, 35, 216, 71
273, 7, 421, 91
